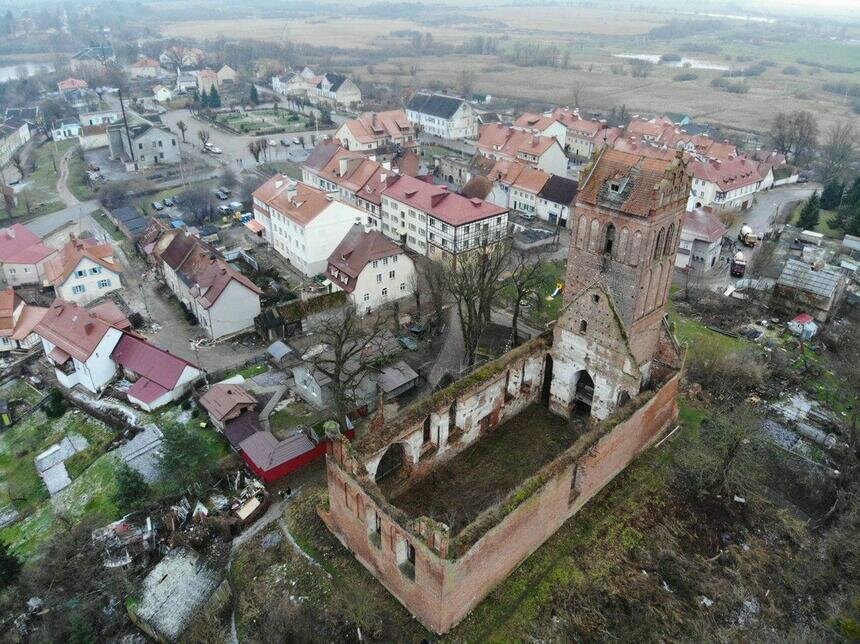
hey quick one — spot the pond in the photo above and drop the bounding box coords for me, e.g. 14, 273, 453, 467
613, 53, 729, 71
0, 61, 54, 83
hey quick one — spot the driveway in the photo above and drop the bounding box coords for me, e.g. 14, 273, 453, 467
728, 184, 818, 237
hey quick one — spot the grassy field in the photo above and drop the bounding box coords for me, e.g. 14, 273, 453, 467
2, 139, 74, 221
66, 148, 96, 202
788, 205, 841, 238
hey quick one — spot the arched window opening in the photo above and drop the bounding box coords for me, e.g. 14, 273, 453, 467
604, 224, 616, 256
375, 443, 405, 482
579, 320, 588, 334
664, 224, 675, 256
574, 370, 595, 416
654, 228, 664, 261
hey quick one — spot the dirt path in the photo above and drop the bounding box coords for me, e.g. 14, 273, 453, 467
55, 147, 78, 207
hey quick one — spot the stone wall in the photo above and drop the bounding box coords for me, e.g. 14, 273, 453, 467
321, 358, 680, 634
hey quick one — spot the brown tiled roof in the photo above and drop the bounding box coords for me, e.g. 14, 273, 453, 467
626, 117, 666, 139
689, 156, 762, 191
45, 235, 122, 286
239, 430, 317, 471
0, 288, 18, 336
383, 174, 508, 227
488, 160, 550, 193
303, 140, 342, 171
34, 299, 127, 362
682, 206, 726, 243
612, 136, 679, 161
577, 148, 690, 218
177, 237, 262, 308
325, 224, 403, 293
342, 109, 415, 144
550, 108, 603, 137
513, 112, 562, 133
252, 176, 333, 227
200, 383, 258, 422
477, 124, 560, 159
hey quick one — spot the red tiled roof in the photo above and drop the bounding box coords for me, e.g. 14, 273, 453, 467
35, 298, 127, 362
111, 333, 197, 401
252, 177, 333, 227
0, 289, 47, 340
200, 383, 257, 422
383, 174, 507, 227
58, 78, 88, 91
476, 124, 561, 159
681, 207, 726, 243
513, 112, 563, 134
689, 156, 762, 191
550, 108, 603, 137
88, 301, 132, 330
0, 224, 53, 264
792, 313, 814, 325
626, 117, 666, 139
342, 109, 415, 145
45, 235, 122, 286
488, 160, 550, 193
325, 224, 404, 293
612, 136, 679, 161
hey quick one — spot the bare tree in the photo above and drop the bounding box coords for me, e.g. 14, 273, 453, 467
197, 128, 211, 148
508, 249, 547, 346
305, 306, 391, 430
567, 83, 585, 110
10, 150, 25, 178
456, 69, 476, 98
258, 138, 269, 161
176, 119, 188, 143
176, 185, 217, 224
271, 93, 281, 112
248, 139, 263, 162
819, 121, 856, 184
414, 257, 448, 328
769, 110, 819, 166
444, 239, 512, 366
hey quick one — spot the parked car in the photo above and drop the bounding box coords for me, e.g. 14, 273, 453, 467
207, 146, 223, 154
228, 201, 243, 212
268, 139, 277, 146
398, 335, 418, 351
163, 196, 176, 207
214, 190, 228, 200
218, 187, 232, 196
292, 137, 301, 145
217, 205, 233, 215
151, 201, 164, 211
280, 139, 289, 146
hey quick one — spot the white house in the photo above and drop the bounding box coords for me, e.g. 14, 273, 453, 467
107, 117, 180, 171
252, 176, 366, 276
271, 67, 361, 108
79, 109, 120, 127
405, 92, 477, 140
127, 58, 161, 78
0, 288, 46, 353
325, 224, 416, 314
675, 206, 727, 271
0, 224, 57, 287
157, 232, 263, 340
513, 112, 568, 149
486, 160, 550, 218
44, 235, 123, 305
476, 124, 568, 176
153, 85, 173, 102
334, 109, 417, 153
0, 118, 31, 167
51, 119, 82, 141
381, 173, 509, 261
687, 157, 763, 211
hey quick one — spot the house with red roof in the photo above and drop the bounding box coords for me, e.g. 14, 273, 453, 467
251, 175, 366, 277
0, 224, 57, 287
325, 223, 415, 314
335, 109, 416, 153
35, 298, 200, 407
381, 173, 509, 261
44, 234, 123, 305
687, 156, 763, 212
57, 77, 88, 95
550, 107, 605, 159
513, 112, 569, 149
476, 124, 568, 176
127, 58, 161, 78
157, 230, 262, 340
0, 288, 47, 353
676, 206, 727, 271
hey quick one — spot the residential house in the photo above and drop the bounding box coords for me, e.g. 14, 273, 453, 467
79, 109, 119, 127
51, 119, 81, 141
486, 160, 550, 220
301, 143, 391, 224
175, 72, 198, 93
252, 176, 366, 276
0, 118, 31, 167
687, 157, 762, 211
107, 116, 180, 170
271, 67, 361, 108
476, 124, 568, 176
4, 106, 39, 127
749, 149, 789, 191
0, 224, 57, 287
57, 77, 88, 96
196, 68, 218, 94
675, 206, 727, 271
127, 58, 161, 78
405, 92, 477, 140
153, 85, 173, 102
335, 110, 417, 153
512, 112, 568, 149
156, 231, 262, 339
381, 173, 509, 261
44, 234, 123, 304
79, 124, 109, 150
111, 333, 201, 411
216, 65, 238, 85
35, 299, 127, 393
0, 288, 47, 352
536, 174, 579, 228
550, 108, 605, 159
325, 223, 416, 314
70, 45, 116, 74
108, 206, 151, 240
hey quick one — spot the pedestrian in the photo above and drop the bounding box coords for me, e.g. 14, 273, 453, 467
285, 486, 292, 498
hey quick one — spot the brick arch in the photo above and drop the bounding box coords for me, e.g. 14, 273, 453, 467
617, 227, 629, 263
653, 227, 665, 261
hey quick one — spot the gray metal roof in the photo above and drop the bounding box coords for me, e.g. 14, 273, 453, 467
777, 259, 840, 298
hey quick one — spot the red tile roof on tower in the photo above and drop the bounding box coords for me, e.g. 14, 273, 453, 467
199, 383, 258, 422
252, 177, 333, 227
325, 224, 403, 293
0, 224, 56, 264
111, 334, 198, 404
342, 109, 415, 145
45, 234, 122, 286
689, 157, 762, 191
34, 299, 129, 362
577, 148, 690, 218
681, 207, 727, 243
383, 174, 508, 226
476, 124, 560, 158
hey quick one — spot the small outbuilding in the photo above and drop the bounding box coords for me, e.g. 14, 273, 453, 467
199, 383, 258, 430
787, 313, 818, 340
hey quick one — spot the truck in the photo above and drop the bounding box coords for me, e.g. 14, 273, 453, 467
738, 224, 759, 247
798, 229, 823, 246
730, 251, 747, 277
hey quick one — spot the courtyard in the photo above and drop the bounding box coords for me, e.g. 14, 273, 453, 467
386, 404, 582, 535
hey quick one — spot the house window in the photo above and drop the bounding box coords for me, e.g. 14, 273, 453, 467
372, 260, 378, 268
97, 279, 111, 289
89, 266, 102, 275
392, 255, 398, 263
604, 224, 615, 256
74, 269, 86, 278
72, 285, 86, 294
376, 273, 382, 283
388, 270, 395, 279
400, 282, 406, 291
579, 320, 587, 334
363, 293, 370, 301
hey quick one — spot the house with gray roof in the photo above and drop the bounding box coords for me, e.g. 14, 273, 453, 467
772, 259, 846, 323
406, 92, 477, 140
107, 115, 179, 171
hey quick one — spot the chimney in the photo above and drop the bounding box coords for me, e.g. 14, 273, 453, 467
84, 322, 94, 334
6, 228, 14, 238
338, 157, 349, 177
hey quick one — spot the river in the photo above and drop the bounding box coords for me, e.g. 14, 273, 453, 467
0, 61, 54, 83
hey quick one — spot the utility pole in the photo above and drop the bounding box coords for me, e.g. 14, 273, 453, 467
118, 89, 135, 165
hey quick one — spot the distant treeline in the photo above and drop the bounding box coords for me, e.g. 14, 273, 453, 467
797, 58, 860, 74
822, 81, 860, 98
648, 19, 723, 40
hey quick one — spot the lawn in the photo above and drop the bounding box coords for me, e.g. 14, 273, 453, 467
2, 139, 74, 221
66, 147, 96, 201
501, 259, 567, 328
258, 160, 302, 179
788, 205, 841, 238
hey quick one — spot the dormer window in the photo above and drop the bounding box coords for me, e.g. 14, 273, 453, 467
609, 181, 621, 193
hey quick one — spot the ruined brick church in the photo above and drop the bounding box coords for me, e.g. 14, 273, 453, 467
321, 149, 691, 634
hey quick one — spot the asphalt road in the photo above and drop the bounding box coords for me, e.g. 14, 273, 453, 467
24, 200, 101, 238
729, 184, 818, 237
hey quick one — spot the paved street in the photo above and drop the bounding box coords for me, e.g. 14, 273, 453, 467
728, 184, 817, 237
24, 200, 100, 237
